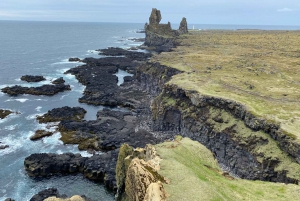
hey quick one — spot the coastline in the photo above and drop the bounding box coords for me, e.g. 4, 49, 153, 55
2, 9, 300, 201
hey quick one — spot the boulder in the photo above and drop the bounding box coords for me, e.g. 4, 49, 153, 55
52, 77, 65, 85
0, 109, 13, 119
21, 75, 46, 82
68, 58, 82, 62
30, 130, 53, 140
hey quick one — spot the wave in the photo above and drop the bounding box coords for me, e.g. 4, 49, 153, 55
25, 113, 44, 120
4, 124, 18, 131
35, 106, 42, 112
87, 50, 99, 54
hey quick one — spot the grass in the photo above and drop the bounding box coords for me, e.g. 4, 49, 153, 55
151, 30, 300, 139
155, 138, 300, 201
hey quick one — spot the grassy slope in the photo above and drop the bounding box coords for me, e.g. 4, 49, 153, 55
155, 138, 300, 201
151, 30, 300, 139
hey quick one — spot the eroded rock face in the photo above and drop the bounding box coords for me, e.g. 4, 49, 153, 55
178, 17, 188, 34
144, 181, 168, 201
116, 144, 168, 201
144, 8, 188, 52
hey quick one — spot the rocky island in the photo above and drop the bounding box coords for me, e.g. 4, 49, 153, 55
19, 8, 300, 201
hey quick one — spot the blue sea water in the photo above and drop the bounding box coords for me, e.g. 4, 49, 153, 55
0, 21, 145, 201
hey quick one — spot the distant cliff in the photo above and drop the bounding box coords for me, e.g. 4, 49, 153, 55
144, 8, 188, 52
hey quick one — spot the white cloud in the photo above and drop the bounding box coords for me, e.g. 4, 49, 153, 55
277, 8, 293, 12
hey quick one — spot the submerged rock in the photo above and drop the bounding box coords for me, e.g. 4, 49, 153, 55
36, 106, 86, 123
21, 75, 46, 82
1, 84, 71, 96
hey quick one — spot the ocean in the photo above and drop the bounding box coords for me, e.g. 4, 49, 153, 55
0, 20, 299, 201
0, 21, 144, 201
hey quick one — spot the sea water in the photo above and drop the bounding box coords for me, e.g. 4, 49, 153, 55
0, 21, 145, 201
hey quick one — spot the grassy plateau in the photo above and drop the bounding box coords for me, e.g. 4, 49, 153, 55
151, 30, 300, 139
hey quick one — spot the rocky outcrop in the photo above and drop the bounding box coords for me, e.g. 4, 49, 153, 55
21, 75, 46, 82
178, 17, 188, 34
116, 144, 168, 201
58, 109, 161, 151
0, 109, 13, 119
144, 8, 188, 52
30, 188, 62, 201
52, 77, 65, 85
1, 84, 71, 96
0, 144, 9, 150
30, 130, 54, 141
36, 106, 86, 123
68, 58, 82, 62
97, 47, 151, 61
24, 151, 118, 191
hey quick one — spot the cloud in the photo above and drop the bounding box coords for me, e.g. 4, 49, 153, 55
277, 8, 293, 12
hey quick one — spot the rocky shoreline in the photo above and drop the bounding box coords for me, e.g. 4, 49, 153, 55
8, 8, 299, 201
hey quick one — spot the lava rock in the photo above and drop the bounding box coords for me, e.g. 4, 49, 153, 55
51, 77, 65, 85
0, 145, 9, 149
68, 57, 82, 62
0, 109, 13, 119
36, 106, 86, 123
97, 47, 151, 61
21, 75, 46, 82
30, 188, 64, 201
30, 130, 54, 140
1, 84, 71, 96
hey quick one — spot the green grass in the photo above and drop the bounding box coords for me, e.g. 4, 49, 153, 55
155, 138, 300, 201
151, 30, 300, 139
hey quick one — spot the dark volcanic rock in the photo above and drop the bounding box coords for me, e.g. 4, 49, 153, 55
21, 75, 46, 82
1, 84, 71, 96
65, 56, 148, 108
0, 109, 13, 119
36, 106, 86, 123
58, 109, 160, 151
0, 144, 9, 150
98, 47, 151, 61
30, 130, 54, 141
30, 188, 62, 201
68, 57, 82, 62
4, 198, 15, 201
51, 77, 65, 85
24, 151, 119, 191
24, 153, 87, 177
178, 17, 188, 34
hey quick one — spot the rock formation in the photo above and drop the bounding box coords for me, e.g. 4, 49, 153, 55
116, 144, 168, 201
144, 8, 188, 52
178, 17, 188, 34
21, 75, 46, 82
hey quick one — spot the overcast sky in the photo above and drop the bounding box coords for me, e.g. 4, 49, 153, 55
0, 0, 299, 26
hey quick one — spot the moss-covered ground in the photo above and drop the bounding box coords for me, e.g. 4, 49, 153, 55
151, 30, 300, 139
155, 138, 300, 201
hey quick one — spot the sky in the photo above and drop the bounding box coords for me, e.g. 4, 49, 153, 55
0, 0, 299, 26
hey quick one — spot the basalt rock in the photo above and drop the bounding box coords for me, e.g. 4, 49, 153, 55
178, 17, 188, 34
0, 109, 13, 119
58, 109, 161, 151
30, 130, 54, 141
30, 188, 63, 201
97, 47, 151, 61
68, 58, 82, 62
0, 144, 9, 150
144, 8, 188, 52
1, 84, 71, 96
21, 75, 46, 82
51, 77, 65, 85
36, 106, 86, 123
24, 151, 118, 191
